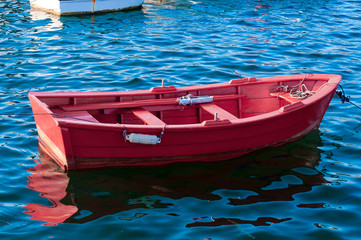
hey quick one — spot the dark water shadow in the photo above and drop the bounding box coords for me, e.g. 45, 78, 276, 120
24, 131, 328, 227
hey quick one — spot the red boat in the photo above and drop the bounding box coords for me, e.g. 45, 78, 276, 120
29, 74, 341, 170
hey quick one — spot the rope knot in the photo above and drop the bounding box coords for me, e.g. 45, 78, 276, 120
335, 90, 350, 103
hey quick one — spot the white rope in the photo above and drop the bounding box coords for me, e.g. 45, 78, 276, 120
290, 84, 315, 99
270, 73, 325, 99
270, 85, 289, 93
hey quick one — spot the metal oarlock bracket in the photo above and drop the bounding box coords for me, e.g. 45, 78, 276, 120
177, 94, 214, 106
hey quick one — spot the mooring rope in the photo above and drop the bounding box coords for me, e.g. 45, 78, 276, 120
0, 112, 98, 123
335, 85, 361, 110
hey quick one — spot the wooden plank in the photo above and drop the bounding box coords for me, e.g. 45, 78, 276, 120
269, 92, 300, 104
52, 109, 99, 122
60, 94, 247, 112
200, 103, 238, 121
279, 102, 304, 113
312, 80, 327, 91
131, 108, 166, 126
62, 98, 177, 111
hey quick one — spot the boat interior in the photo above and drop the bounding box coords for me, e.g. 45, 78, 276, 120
36, 78, 328, 126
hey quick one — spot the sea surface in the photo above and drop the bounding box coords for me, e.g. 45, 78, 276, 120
1, 0, 361, 239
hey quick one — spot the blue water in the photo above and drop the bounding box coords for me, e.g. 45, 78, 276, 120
1, 0, 361, 239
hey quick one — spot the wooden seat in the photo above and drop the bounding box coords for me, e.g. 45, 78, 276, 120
131, 108, 166, 126
200, 103, 238, 121
52, 109, 99, 122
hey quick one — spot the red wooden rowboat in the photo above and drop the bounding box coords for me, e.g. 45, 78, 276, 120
29, 74, 341, 170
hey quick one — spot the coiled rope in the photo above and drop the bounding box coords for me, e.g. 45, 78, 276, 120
269, 73, 361, 110
269, 73, 361, 109
270, 73, 317, 99
290, 83, 315, 99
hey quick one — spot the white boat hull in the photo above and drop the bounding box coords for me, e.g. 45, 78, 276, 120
30, 0, 144, 15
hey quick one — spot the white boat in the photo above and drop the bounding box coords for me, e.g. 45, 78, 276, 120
30, 0, 144, 15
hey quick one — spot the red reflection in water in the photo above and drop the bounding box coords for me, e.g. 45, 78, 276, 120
255, 3, 270, 11
22, 132, 326, 227
250, 16, 268, 22
23, 158, 78, 226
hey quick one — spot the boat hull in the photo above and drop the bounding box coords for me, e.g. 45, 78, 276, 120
38, 119, 318, 170
30, 0, 144, 15
29, 74, 341, 170
36, 99, 325, 170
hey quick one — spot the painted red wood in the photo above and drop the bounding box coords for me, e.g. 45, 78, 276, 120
61, 98, 178, 111
52, 109, 99, 122
131, 108, 166, 126
269, 92, 300, 104
60, 94, 246, 112
200, 103, 238, 120
29, 74, 341, 170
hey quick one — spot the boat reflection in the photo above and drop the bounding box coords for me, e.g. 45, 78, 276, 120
30, 8, 63, 31
23, 154, 78, 226
24, 131, 328, 226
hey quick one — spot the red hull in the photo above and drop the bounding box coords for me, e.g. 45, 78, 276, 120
29, 74, 341, 170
